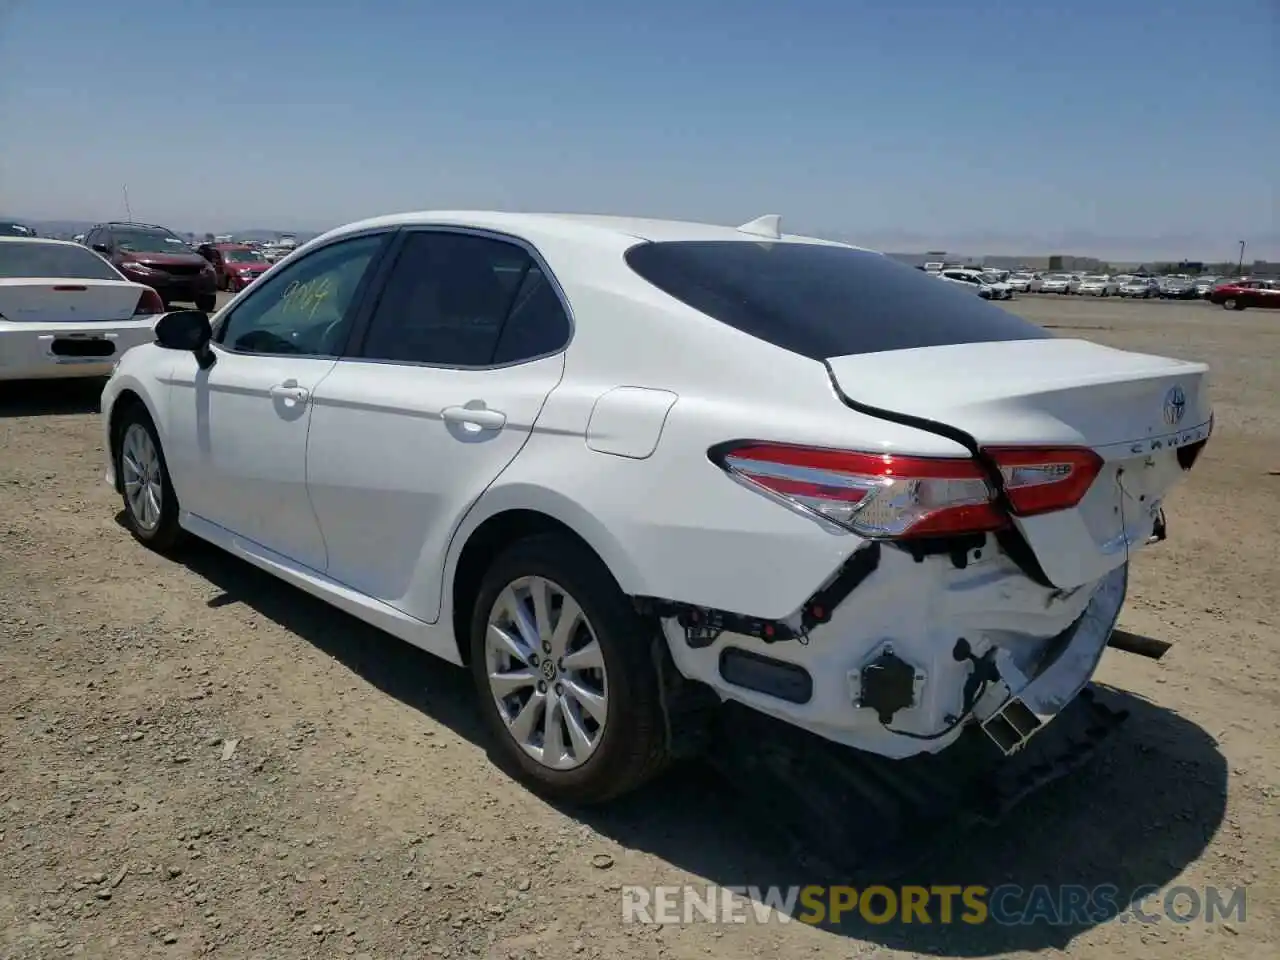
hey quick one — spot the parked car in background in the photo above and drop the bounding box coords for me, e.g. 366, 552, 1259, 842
1194, 276, 1221, 298
938, 268, 1010, 299
1206, 278, 1280, 311
1007, 272, 1042, 293
99, 209, 1211, 805
197, 243, 273, 292
1040, 273, 1080, 295
0, 236, 165, 380
85, 222, 218, 312
1158, 277, 1199, 300
1077, 275, 1118, 297
1119, 277, 1160, 299
1, 221, 37, 237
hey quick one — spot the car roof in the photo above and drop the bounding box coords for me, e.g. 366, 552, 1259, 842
313, 210, 865, 251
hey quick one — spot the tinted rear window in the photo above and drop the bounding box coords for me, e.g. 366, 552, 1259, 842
0, 242, 123, 281
624, 241, 1052, 359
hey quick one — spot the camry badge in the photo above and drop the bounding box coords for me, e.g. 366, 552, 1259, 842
1163, 385, 1187, 426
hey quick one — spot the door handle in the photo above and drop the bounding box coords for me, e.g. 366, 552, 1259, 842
269, 382, 309, 403
441, 405, 506, 430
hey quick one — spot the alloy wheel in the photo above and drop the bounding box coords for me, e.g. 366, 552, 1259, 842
484, 576, 608, 771
120, 423, 163, 532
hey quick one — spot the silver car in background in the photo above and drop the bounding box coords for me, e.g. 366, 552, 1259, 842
1195, 276, 1221, 298
1120, 277, 1160, 298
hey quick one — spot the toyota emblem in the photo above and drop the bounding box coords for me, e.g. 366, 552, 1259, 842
1163, 385, 1187, 426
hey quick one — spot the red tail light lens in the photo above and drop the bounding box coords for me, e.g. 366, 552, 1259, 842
984, 447, 1103, 516
133, 288, 165, 316
714, 442, 1005, 539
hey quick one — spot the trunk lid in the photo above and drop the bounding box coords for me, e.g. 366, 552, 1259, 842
0, 278, 145, 323
826, 338, 1212, 589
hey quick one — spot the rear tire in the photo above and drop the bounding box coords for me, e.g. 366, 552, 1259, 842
114, 404, 185, 553
469, 533, 670, 804
195, 294, 216, 313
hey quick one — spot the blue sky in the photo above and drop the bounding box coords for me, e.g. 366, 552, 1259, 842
1, 0, 1275, 259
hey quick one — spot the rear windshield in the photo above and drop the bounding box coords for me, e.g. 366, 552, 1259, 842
0, 241, 123, 281
624, 240, 1051, 359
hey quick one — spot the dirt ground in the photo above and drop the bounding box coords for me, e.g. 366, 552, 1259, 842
1, 294, 1277, 960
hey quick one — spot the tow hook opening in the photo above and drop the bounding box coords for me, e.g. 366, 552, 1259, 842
980, 697, 1044, 755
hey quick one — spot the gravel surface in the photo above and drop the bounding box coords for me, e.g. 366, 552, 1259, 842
1, 294, 1276, 959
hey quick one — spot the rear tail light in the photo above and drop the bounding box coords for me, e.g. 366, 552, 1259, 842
715, 441, 1108, 539
134, 287, 165, 316
713, 442, 1005, 539
984, 447, 1103, 516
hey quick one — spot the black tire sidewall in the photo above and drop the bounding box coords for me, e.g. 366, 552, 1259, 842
467, 534, 666, 804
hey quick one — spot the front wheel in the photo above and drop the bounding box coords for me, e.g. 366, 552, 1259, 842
114, 405, 185, 552
469, 534, 670, 804
195, 293, 217, 313
1223, 298, 1244, 311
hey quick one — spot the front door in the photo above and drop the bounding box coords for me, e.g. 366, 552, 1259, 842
164, 232, 391, 570
305, 229, 571, 621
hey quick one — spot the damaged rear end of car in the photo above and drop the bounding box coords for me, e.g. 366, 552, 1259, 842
622, 237, 1212, 765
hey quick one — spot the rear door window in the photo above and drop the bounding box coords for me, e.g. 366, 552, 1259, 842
625, 241, 1052, 360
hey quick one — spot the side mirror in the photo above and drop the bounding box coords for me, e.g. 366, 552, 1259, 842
155, 310, 215, 369
92, 243, 111, 254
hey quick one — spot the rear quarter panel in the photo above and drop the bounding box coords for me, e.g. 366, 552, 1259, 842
441, 237, 976, 623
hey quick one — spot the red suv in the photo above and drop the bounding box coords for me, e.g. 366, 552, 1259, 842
196, 243, 272, 293
84, 222, 218, 312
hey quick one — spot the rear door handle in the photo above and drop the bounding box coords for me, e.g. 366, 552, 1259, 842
269, 382, 309, 403
441, 405, 506, 430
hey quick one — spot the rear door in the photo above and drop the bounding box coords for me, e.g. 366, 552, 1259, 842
305, 228, 569, 623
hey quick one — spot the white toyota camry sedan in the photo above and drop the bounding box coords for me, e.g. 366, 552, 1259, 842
1, 237, 165, 380
99, 211, 1213, 805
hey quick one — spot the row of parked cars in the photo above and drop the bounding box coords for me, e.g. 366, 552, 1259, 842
65, 222, 283, 311
0, 221, 296, 383
1027, 272, 1214, 300
924, 263, 1278, 309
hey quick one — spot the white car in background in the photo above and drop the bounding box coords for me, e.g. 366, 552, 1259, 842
1007, 272, 1042, 293
1077, 275, 1118, 297
0, 237, 165, 381
100, 210, 1212, 806
938, 268, 1011, 299
1040, 273, 1081, 295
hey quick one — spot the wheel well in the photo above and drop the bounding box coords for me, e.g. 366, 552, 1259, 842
450, 509, 606, 664
107, 389, 147, 491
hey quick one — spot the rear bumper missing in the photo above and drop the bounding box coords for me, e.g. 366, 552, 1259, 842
663, 546, 1129, 760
